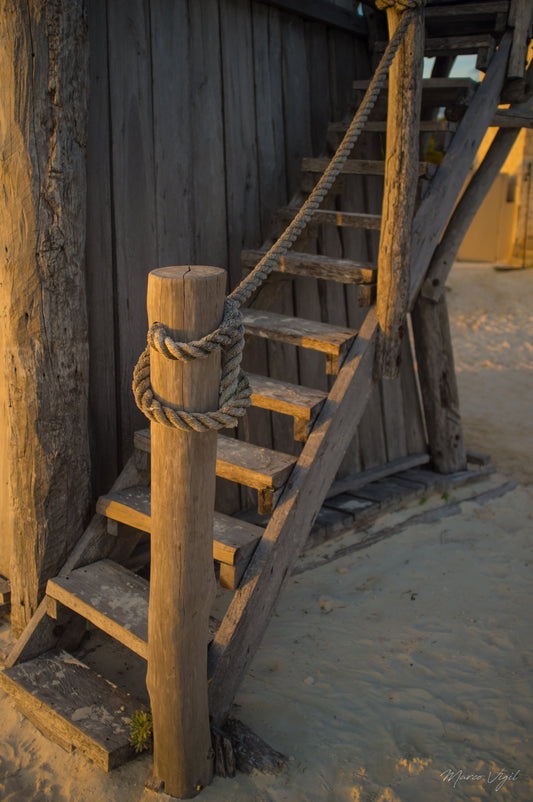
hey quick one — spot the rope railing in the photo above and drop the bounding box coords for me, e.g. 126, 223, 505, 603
133, 3, 422, 432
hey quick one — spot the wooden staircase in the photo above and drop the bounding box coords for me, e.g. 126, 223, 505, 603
1, 0, 532, 781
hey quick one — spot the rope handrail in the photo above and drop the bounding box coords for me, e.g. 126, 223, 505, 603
132, 4, 420, 431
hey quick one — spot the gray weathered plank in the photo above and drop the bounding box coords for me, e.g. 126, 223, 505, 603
0, 650, 146, 771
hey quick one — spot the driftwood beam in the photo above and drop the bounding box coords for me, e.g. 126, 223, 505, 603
0, 0, 90, 636
375, 4, 424, 379
507, 0, 533, 79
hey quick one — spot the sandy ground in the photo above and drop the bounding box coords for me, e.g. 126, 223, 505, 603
0, 262, 532, 801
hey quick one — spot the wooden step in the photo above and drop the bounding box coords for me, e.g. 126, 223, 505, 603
96, 486, 263, 578
241, 248, 376, 285
492, 108, 533, 129
328, 119, 457, 135
275, 207, 382, 231
0, 649, 146, 770
133, 429, 296, 514
241, 308, 358, 375
247, 373, 326, 442
375, 35, 496, 71
47, 560, 151, 659
46, 560, 222, 657
353, 77, 478, 107
302, 157, 437, 179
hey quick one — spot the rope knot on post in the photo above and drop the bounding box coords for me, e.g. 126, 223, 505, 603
133, 297, 251, 432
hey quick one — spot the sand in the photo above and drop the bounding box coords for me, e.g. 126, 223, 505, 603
0, 261, 532, 801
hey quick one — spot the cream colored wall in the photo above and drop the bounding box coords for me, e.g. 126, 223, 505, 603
457, 172, 519, 262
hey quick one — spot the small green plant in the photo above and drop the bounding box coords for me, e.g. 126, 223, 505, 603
129, 710, 153, 753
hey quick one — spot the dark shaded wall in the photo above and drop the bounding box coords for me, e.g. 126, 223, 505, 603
86, 0, 370, 497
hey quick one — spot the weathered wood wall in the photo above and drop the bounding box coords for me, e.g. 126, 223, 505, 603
86, 0, 427, 508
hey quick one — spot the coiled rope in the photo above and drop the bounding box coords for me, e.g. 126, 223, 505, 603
133, 5, 419, 432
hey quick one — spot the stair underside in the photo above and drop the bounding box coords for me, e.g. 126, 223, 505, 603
0, 650, 145, 770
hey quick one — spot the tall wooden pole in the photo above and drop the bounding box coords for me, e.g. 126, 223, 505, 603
0, 0, 90, 635
146, 266, 225, 798
375, 2, 424, 379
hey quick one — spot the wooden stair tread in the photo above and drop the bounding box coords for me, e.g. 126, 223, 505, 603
0, 649, 145, 771
241, 248, 376, 284
47, 560, 151, 659
216, 434, 296, 491
375, 33, 495, 55
96, 486, 263, 566
328, 119, 457, 134
353, 76, 478, 100
276, 207, 382, 230
302, 157, 437, 178
248, 372, 326, 420
492, 108, 533, 128
46, 560, 222, 659
241, 308, 358, 374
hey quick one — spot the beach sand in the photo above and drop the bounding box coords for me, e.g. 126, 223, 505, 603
0, 261, 531, 801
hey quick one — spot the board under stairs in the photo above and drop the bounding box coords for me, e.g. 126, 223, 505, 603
1, 1, 532, 779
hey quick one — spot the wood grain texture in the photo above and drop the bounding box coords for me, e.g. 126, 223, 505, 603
47, 560, 149, 659
107, 0, 158, 462
242, 248, 376, 284
375, 5, 424, 379
241, 309, 357, 358
0, 0, 91, 635
0, 650, 146, 771
508, 0, 533, 78
146, 266, 225, 796
96, 487, 263, 567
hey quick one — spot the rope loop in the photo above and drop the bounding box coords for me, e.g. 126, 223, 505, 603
132, 298, 251, 432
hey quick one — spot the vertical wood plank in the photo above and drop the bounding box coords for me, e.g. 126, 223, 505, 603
86, 0, 118, 498
150, 0, 193, 266
108, 0, 158, 463
400, 330, 428, 456
281, 14, 325, 390
189, 0, 228, 267
220, 0, 261, 290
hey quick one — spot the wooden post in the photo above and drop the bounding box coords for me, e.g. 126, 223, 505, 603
0, 0, 90, 635
411, 295, 466, 474
375, 2, 424, 379
146, 266, 225, 798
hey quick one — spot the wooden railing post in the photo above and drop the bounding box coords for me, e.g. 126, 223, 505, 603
375, 1, 424, 379
146, 266, 226, 798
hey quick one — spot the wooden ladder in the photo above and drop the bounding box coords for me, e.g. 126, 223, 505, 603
2, 0, 532, 773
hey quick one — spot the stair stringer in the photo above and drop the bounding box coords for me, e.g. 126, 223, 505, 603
207, 306, 378, 726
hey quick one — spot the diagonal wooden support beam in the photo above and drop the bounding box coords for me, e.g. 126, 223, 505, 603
409, 31, 513, 309
207, 308, 379, 726
409, 33, 512, 474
